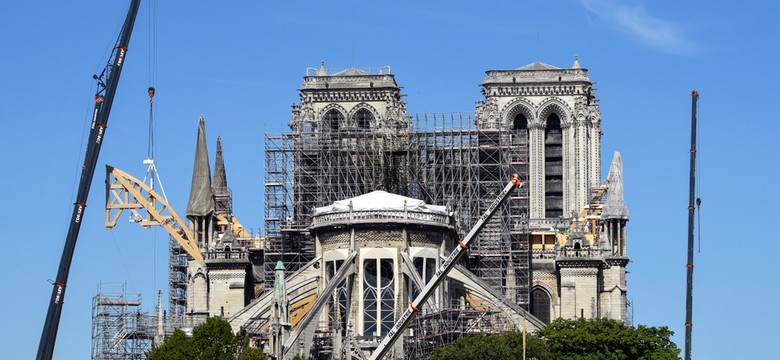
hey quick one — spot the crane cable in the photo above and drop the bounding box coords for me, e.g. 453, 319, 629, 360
61, 13, 126, 252
147, 0, 159, 294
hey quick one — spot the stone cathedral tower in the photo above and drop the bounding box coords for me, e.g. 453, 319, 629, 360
473, 58, 628, 323
476, 57, 601, 218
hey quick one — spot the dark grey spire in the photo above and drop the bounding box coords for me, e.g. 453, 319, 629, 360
213, 136, 227, 190
212, 136, 233, 215
602, 152, 629, 219
186, 116, 215, 217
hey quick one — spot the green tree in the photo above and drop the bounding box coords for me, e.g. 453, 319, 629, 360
430, 318, 679, 360
538, 318, 680, 360
147, 317, 267, 360
430, 332, 551, 360
146, 329, 196, 360
238, 334, 268, 360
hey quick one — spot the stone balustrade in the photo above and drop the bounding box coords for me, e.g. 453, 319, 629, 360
312, 210, 450, 228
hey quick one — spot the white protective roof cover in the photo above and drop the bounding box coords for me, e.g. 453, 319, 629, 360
314, 190, 447, 216
516, 61, 560, 70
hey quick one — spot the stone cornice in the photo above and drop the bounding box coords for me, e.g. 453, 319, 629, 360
483, 84, 586, 97
558, 266, 599, 277
483, 69, 590, 83
209, 272, 247, 281
605, 257, 629, 267
557, 258, 603, 269
301, 74, 398, 89
303, 90, 399, 103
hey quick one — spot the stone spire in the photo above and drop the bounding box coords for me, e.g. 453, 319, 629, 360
212, 136, 233, 216
317, 61, 328, 76
213, 136, 228, 190
572, 55, 581, 69
274, 261, 289, 324
602, 152, 629, 219
185, 116, 215, 217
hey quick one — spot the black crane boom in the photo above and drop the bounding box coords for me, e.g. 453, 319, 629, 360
37, 1, 141, 359
684, 90, 699, 360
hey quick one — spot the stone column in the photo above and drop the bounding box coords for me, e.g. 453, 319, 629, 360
589, 122, 602, 191
529, 123, 545, 219
576, 119, 588, 213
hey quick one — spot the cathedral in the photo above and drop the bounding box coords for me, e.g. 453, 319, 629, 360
173, 57, 630, 359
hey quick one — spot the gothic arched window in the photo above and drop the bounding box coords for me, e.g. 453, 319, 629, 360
511, 112, 530, 214
353, 108, 374, 130
323, 109, 344, 132
531, 288, 551, 324
513, 113, 528, 131
363, 258, 395, 336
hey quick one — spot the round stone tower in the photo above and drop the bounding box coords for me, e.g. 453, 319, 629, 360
309, 190, 457, 356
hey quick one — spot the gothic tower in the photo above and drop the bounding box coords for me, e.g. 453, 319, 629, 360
476, 57, 601, 219
288, 62, 410, 227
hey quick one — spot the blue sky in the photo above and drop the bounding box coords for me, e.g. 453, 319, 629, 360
1, 1, 777, 358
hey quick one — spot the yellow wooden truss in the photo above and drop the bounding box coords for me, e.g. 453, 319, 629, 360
105, 165, 203, 262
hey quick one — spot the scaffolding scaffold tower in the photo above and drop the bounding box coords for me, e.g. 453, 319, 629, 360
91, 282, 154, 360
263, 112, 533, 310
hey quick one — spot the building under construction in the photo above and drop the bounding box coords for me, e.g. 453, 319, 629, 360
91, 283, 154, 360
97, 58, 630, 359
264, 58, 625, 312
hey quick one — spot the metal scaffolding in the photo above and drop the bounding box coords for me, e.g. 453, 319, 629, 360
91, 283, 153, 360
168, 239, 188, 316
403, 297, 518, 359
263, 112, 532, 308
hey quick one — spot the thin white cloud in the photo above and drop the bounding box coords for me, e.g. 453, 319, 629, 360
577, 0, 698, 55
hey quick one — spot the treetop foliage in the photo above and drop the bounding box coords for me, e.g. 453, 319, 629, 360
430, 317, 680, 360
146, 317, 267, 360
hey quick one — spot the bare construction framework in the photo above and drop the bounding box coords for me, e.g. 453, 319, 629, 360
91, 283, 153, 360
403, 299, 515, 359
263, 112, 532, 308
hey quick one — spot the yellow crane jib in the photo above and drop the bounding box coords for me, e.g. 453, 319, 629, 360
105, 165, 203, 262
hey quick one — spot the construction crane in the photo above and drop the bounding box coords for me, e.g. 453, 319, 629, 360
36, 1, 141, 359
368, 174, 523, 360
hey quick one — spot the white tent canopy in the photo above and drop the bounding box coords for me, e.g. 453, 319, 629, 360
314, 190, 447, 216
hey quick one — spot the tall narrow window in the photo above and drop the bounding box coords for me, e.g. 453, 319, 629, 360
511, 112, 530, 214
531, 288, 551, 324
409, 257, 436, 299
323, 109, 343, 132
326, 260, 348, 335
363, 258, 395, 336
545, 113, 563, 218
353, 108, 374, 130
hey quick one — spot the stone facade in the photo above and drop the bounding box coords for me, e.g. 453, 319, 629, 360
176, 60, 630, 359
289, 63, 408, 136
528, 151, 630, 324
476, 58, 602, 218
